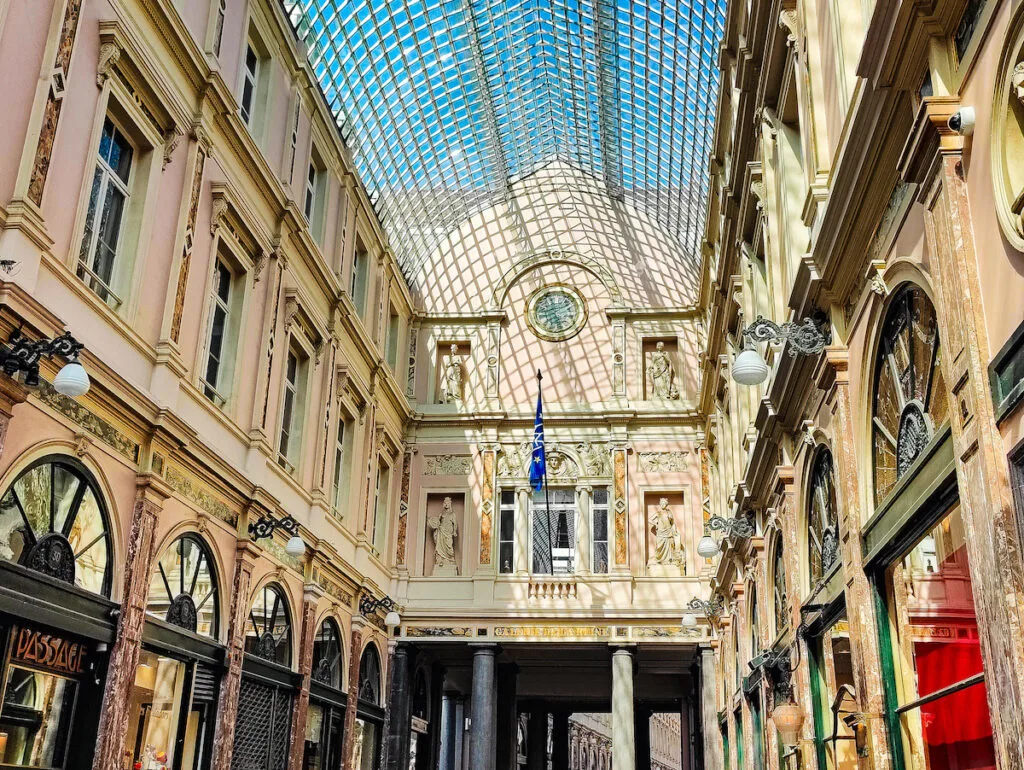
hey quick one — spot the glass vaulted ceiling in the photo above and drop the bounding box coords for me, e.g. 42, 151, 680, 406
284, 0, 725, 279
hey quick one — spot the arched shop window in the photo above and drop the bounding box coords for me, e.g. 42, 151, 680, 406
0, 455, 111, 595
312, 618, 343, 689
245, 584, 292, 666
748, 589, 759, 664
772, 538, 788, 639
146, 534, 219, 638
808, 448, 839, 589
359, 644, 382, 705
872, 285, 948, 504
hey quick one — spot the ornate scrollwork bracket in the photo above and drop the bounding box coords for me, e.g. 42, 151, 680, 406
248, 513, 299, 541
742, 312, 831, 356
706, 513, 755, 539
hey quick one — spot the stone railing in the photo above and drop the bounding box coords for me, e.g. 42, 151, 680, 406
528, 576, 578, 600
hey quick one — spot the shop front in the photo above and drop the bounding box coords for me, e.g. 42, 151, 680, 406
0, 454, 118, 769
351, 644, 384, 770
122, 533, 223, 770
303, 618, 346, 769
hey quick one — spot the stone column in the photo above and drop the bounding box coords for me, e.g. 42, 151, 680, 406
496, 663, 519, 770
0, 378, 27, 460
680, 698, 692, 770
903, 100, 1024, 770
700, 648, 723, 770
341, 618, 367, 770
575, 486, 591, 575
91, 482, 163, 770
515, 485, 531, 574
211, 539, 261, 770
439, 691, 462, 770
611, 646, 635, 770
526, 707, 547, 770
385, 642, 414, 770
288, 584, 324, 770
551, 710, 569, 768
469, 644, 499, 769
634, 706, 651, 770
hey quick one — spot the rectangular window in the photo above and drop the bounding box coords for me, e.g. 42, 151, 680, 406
531, 488, 574, 574
372, 461, 391, 552
278, 346, 307, 470
240, 43, 259, 126
202, 259, 234, 405
385, 307, 400, 369
499, 490, 515, 573
331, 417, 349, 520
881, 502, 996, 769
77, 118, 133, 307
213, 0, 226, 57
304, 163, 318, 221
351, 242, 368, 316
592, 488, 609, 573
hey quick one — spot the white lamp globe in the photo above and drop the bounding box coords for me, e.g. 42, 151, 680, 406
681, 613, 698, 630
773, 700, 805, 746
384, 610, 401, 631
697, 534, 720, 559
53, 361, 90, 397
733, 348, 769, 386
285, 534, 306, 557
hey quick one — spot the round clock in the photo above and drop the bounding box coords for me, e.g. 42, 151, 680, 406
525, 285, 587, 341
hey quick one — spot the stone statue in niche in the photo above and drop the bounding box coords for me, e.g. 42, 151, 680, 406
649, 497, 685, 572
439, 344, 464, 404
646, 342, 680, 400
429, 496, 459, 576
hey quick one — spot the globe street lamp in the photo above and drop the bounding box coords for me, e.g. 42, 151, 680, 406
697, 513, 756, 558
732, 313, 832, 386
0, 329, 90, 397
248, 513, 306, 556
681, 594, 724, 630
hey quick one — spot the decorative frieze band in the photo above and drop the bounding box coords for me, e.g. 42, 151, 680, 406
636, 450, 689, 472
423, 454, 473, 475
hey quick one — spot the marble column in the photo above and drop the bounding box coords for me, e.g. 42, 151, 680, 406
439, 691, 462, 770
211, 539, 261, 770
288, 585, 324, 770
551, 710, 569, 769
385, 642, 414, 770
680, 698, 693, 770
575, 486, 591, 575
469, 645, 499, 769
634, 706, 651, 769
700, 648, 723, 770
611, 647, 635, 770
526, 707, 546, 770
496, 663, 519, 770
90, 484, 163, 770
341, 619, 367, 770
515, 485, 531, 574
0, 377, 26, 460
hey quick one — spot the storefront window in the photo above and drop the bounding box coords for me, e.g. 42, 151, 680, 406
883, 503, 996, 770
0, 666, 76, 768
303, 702, 343, 770
0, 456, 111, 595
352, 718, 379, 770
125, 651, 188, 770
358, 646, 381, 705
312, 619, 343, 689
146, 535, 219, 639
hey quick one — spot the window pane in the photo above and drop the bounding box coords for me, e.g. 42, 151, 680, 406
70, 488, 108, 594
593, 507, 607, 541
125, 652, 188, 769
898, 683, 996, 770
0, 666, 77, 768
94, 184, 127, 282
78, 169, 103, 263
499, 506, 514, 540
499, 542, 513, 574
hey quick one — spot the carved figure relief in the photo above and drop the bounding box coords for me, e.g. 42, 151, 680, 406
648, 497, 685, 570
439, 344, 464, 404
423, 455, 473, 476
637, 451, 689, 473
577, 442, 610, 476
646, 341, 680, 400
429, 496, 459, 576
498, 442, 531, 478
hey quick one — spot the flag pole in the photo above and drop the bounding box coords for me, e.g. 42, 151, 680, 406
537, 369, 554, 574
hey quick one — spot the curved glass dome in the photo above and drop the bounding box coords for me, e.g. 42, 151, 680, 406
285, 0, 725, 280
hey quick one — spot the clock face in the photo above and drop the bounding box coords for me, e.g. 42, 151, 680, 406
526, 286, 587, 341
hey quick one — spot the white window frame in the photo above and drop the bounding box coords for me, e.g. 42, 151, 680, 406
371, 459, 391, 553
498, 489, 515, 574
277, 342, 309, 472
240, 41, 261, 128
350, 242, 368, 316
592, 487, 609, 574
200, 257, 236, 406
385, 305, 401, 369
331, 414, 352, 520
304, 162, 318, 221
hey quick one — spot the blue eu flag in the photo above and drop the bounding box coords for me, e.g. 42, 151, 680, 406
530, 371, 546, 492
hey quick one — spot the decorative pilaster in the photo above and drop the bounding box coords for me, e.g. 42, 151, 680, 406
169, 142, 207, 343
904, 98, 1024, 769
342, 619, 366, 770
211, 539, 261, 770
288, 584, 324, 770
485, 320, 501, 397
91, 482, 163, 770
575, 486, 592, 575
479, 447, 496, 568
395, 449, 413, 567
611, 319, 626, 396
612, 447, 629, 569
699, 648, 723, 770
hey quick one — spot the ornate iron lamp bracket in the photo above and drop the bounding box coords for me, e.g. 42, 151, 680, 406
686, 594, 724, 621
0, 329, 85, 386
707, 513, 755, 539
248, 513, 300, 541
359, 593, 398, 618
742, 312, 831, 356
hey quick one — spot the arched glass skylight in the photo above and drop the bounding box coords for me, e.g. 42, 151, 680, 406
285, 0, 725, 279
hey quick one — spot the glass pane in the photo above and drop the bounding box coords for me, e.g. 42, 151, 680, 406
246, 585, 291, 666
125, 652, 188, 769
0, 666, 77, 768
78, 168, 103, 263
499, 542, 513, 574
94, 184, 126, 283
593, 542, 608, 574
353, 719, 379, 770
13, 464, 50, 536
304, 703, 325, 770
69, 488, 107, 594
108, 126, 133, 182
0, 490, 31, 564
52, 466, 80, 538
898, 682, 996, 770
499, 506, 514, 540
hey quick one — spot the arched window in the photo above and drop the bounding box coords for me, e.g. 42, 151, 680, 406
808, 448, 839, 588
748, 589, 759, 661
772, 538, 788, 638
312, 617, 343, 688
358, 644, 382, 704
245, 584, 292, 666
873, 285, 948, 504
0, 455, 111, 595
146, 533, 219, 638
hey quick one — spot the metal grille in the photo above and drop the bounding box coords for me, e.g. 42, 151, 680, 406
232, 677, 293, 770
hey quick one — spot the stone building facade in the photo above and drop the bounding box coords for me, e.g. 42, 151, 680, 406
699, 1, 1024, 770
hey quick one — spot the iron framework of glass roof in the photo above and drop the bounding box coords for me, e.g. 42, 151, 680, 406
284, 0, 725, 281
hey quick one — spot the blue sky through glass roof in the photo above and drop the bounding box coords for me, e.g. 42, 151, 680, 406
285, 0, 725, 278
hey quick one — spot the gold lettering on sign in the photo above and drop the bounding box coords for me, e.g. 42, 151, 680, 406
12, 627, 88, 675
